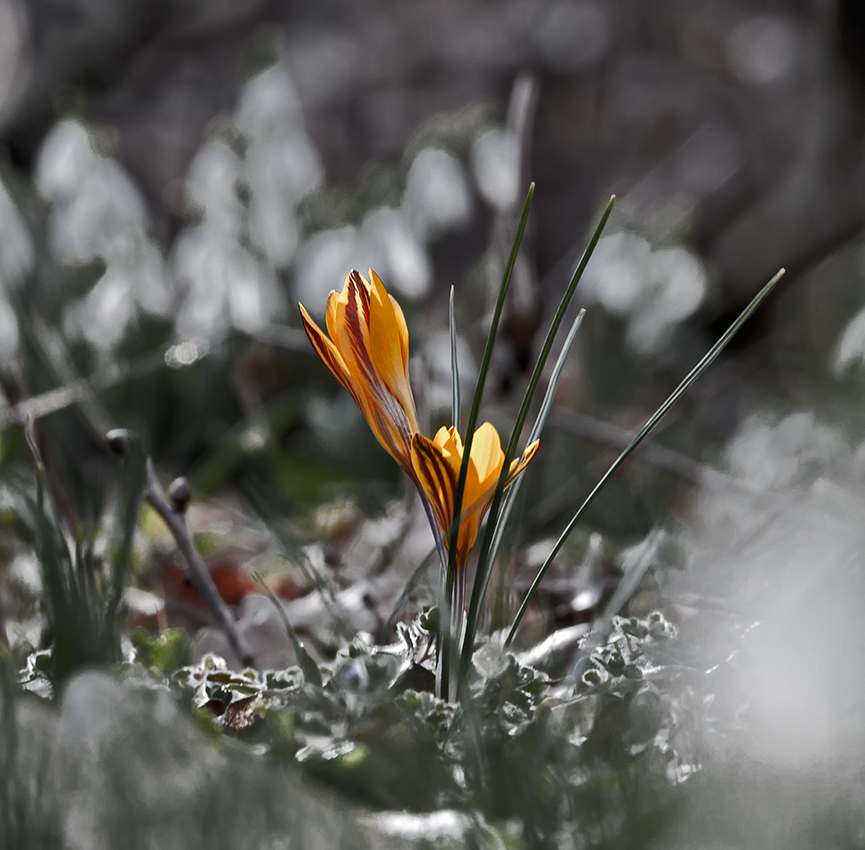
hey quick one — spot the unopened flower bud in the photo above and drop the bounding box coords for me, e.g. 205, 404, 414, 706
168, 477, 191, 513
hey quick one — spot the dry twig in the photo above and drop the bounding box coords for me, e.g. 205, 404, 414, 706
142, 458, 255, 668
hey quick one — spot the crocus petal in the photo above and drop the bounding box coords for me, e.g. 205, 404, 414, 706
369, 269, 409, 374
367, 269, 420, 430
413, 421, 541, 573
507, 438, 540, 486
432, 426, 463, 476
465, 422, 505, 506
411, 431, 457, 540
303, 271, 420, 475
299, 303, 366, 411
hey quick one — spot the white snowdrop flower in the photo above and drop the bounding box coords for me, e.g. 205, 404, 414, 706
244, 134, 322, 269
70, 267, 136, 349
833, 305, 865, 376
0, 296, 19, 360
294, 226, 381, 317
580, 231, 651, 316
235, 61, 305, 138
184, 138, 242, 236
48, 158, 147, 264
246, 133, 322, 206
247, 177, 301, 269
421, 330, 477, 414
471, 128, 520, 211
127, 239, 171, 317
34, 119, 98, 204
360, 207, 431, 299
627, 246, 707, 354
649, 247, 707, 322
172, 229, 232, 337
174, 231, 281, 338
227, 251, 283, 335
403, 148, 472, 241
35, 118, 174, 350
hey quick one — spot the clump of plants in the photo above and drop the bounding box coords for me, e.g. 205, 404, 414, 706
0, 185, 785, 849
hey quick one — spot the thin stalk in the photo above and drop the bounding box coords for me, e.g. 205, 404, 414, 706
484, 309, 586, 583
378, 546, 438, 643
253, 574, 321, 686
449, 286, 460, 431
506, 268, 786, 646
570, 530, 663, 682
439, 182, 535, 701
458, 197, 615, 692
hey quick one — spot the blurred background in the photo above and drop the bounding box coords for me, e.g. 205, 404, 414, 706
3, 0, 865, 847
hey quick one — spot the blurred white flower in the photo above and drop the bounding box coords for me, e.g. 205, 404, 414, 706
471, 128, 520, 211
66, 268, 136, 349
293, 226, 378, 317
172, 229, 282, 337
360, 207, 431, 299
184, 138, 243, 236
725, 411, 845, 492
35, 118, 172, 350
239, 62, 323, 269
173, 61, 327, 333
403, 148, 472, 241
50, 160, 148, 264
235, 61, 305, 138
580, 231, 708, 355
35, 119, 98, 204
0, 296, 18, 360
832, 305, 865, 376
580, 231, 651, 315
627, 246, 708, 354
244, 133, 320, 268
419, 330, 478, 414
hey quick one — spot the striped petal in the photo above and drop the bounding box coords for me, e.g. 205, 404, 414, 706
507, 439, 540, 486
302, 270, 419, 475
411, 432, 457, 541
413, 421, 540, 572
299, 303, 365, 411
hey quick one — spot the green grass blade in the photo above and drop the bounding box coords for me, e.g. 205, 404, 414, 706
483, 309, 586, 584
439, 182, 535, 701
569, 529, 663, 682
253, 573, 322, 687
106, 440, 146, 626
458, 197, 615, 691
505, 268, 786, 647
449, 285, 461, 431
378, 546, 438, 643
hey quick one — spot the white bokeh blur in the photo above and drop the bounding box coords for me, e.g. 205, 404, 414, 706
35, 118, 171, 350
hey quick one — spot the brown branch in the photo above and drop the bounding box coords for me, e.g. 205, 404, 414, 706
143, 459, 255, 668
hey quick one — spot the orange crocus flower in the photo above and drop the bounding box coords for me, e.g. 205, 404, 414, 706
299, 269, 420, 478
411, 423, 538, 609
300, 269, 539, 609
